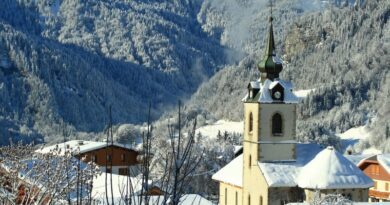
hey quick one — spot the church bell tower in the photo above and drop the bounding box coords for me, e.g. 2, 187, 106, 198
242, 5, 299, 205
243, 10, 298, 164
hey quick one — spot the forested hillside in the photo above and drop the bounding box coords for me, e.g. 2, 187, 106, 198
183, 0, 389, 151
0, 0, 388, 151
0, 0, 229, 144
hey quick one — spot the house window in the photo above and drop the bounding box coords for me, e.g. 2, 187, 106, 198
272, 113, 282, 136
249, 155, 252, 168
106, 168, 112, 173
249, 113, 253, 132
225, 188, 227, 205
374, 181, 377, 189
121, 154, 125, 162
386, 183, 389, 191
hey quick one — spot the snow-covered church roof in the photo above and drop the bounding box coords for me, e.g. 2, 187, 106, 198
243, 79, 299, 104
212, 155, 243, 187
297, 146, 373, 189
258, 143, 323, 187
213, 144, 374, 189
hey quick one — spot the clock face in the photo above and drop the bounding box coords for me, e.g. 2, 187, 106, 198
274, 91, 281, 99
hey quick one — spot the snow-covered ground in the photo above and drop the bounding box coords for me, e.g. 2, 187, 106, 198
337, 125, 381, 155
91, 173, 212, 204
337, 126, 370, 140
196, 120, 243, 139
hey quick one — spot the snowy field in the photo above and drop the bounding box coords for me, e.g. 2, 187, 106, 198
293, 89, 315, 99
336, 125, 381, 155
196, 120, 243, 139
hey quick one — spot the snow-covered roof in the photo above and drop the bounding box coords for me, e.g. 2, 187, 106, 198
212, 155, 243, 187
345, 154, 374, 166
249, 81, 260, 89
258, 143, 322, 187
259, 79, 298, 103
355, 154, 390, 175
36, 140, 138, 156
297, 146, 373, 189
242, 79, 299, 103
377, 154, 390, 174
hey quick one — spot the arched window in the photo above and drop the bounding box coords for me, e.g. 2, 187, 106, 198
260, 196, 263, 205
249, 113, 253, 132
249, 155, 252, 168
272, 113, 282, 136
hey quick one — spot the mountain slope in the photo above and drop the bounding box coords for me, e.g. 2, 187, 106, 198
183, 0, 389, 150
0, 0, 229, 144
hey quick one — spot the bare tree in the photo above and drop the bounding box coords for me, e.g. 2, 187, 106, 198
0, 140, 99, 204
111, 102, 203, 205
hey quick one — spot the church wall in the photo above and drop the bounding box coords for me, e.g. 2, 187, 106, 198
258, 103, 296, 162
268, 187, 304, 205
259, 104, 296, 142
219, 183, 243, 205
258, 143, 296, 161
243, 103, 269, 205
304, 188, 369, 202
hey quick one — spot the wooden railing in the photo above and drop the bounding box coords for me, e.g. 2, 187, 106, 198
369, 189, 390, 200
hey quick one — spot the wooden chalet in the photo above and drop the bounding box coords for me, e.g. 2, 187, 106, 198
36, 140, 141, 176
358, 154, 390, 202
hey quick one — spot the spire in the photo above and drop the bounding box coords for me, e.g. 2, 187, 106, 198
265, 0, 275, 57
265, 16, 276, 57
258, 0, 283, 82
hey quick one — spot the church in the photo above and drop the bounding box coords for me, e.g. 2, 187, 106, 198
212, 13, 373, 205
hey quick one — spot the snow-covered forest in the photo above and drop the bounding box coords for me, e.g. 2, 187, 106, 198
181, 0, 389, 152
0, 0, 388, 160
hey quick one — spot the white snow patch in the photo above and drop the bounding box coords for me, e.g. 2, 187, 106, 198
92, 173, 143, 201
196, 120, 243, 139
337, 125, 379, 154
362, 147, 382, 155
293, 89, 315, 99
92, 174, 212, 205
337, 125, 370, 140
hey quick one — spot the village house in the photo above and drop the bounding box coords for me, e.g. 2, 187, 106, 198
357, 154, 390, 202
36, 140, 141, 176
212, 11, 373, 205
